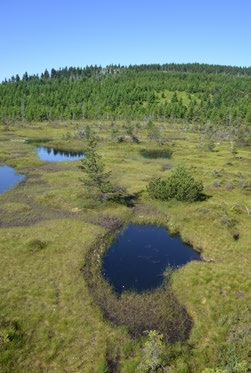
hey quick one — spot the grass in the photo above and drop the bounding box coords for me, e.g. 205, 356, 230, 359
0, 220, 135, 372
0, 120, 250, 372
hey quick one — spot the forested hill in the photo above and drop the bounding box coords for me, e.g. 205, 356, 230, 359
0, 63, 250, 125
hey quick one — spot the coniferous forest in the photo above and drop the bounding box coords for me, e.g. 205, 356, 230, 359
1, 63, 250, 126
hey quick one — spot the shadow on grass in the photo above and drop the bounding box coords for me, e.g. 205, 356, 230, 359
106, 190, 143, 208
199, 192, 212, 202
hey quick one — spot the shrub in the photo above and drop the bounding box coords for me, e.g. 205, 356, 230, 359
147, 166, 204, 202
136, 330, 167, 373
28, 239, 48, 252
79, 136, 113, 196
79, 136, 132, 205
147, 177, 170, 200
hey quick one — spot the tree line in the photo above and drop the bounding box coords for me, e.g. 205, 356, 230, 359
0, 63, 250, 126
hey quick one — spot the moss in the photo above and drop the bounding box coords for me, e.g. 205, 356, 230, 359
0, 120, 250, 372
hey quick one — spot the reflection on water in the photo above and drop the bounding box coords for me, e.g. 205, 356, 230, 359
0, 165, 24, 194
102, 224, 200, 294
35, 146, 84, 162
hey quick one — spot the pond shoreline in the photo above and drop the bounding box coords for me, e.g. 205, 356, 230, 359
81, 222, 194, 342
102, 223, 201, 294
0, 164, 25, 194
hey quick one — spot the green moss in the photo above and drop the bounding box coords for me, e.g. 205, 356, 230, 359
0, 121, 250, 372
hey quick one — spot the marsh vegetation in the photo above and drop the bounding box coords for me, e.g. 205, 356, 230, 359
0, 119, 249, 373
0, 63, 250, 372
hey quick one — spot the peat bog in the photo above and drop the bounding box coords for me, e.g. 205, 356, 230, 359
82, 223, 198, 342
0, 118, 250, 371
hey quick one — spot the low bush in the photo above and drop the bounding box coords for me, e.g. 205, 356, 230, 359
147, 166, 204, 202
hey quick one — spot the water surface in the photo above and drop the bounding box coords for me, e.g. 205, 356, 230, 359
0, 165, 24, 194
35, 146, 84, 162
102, 224, 200, 294
140, 149, 172, 159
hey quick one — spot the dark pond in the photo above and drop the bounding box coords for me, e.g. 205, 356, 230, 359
140, 149, 172, 159
35, 146, 84, 162
102, 224, 200, 294
0, 165, 25, 194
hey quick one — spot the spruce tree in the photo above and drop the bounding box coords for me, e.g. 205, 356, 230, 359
79, 136, 112, 196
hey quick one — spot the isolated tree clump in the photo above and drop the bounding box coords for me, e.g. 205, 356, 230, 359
79, 136, 113, 197
147, 166, 204, 202
79, 135, 131, 204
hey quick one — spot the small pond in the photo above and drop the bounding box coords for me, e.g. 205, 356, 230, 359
35, 146, 84, 162
0, 165, 25, 194
102, 224, 200, 294
140, 149, 172, 159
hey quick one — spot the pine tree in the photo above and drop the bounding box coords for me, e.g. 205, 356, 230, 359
79, 136, 113, 196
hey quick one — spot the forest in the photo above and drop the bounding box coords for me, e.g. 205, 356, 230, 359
0, 63, 251, 126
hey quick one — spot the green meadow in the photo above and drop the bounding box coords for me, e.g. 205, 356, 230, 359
0, 120, 250, 372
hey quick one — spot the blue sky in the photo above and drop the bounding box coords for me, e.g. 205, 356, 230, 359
1, 0, 250, 81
